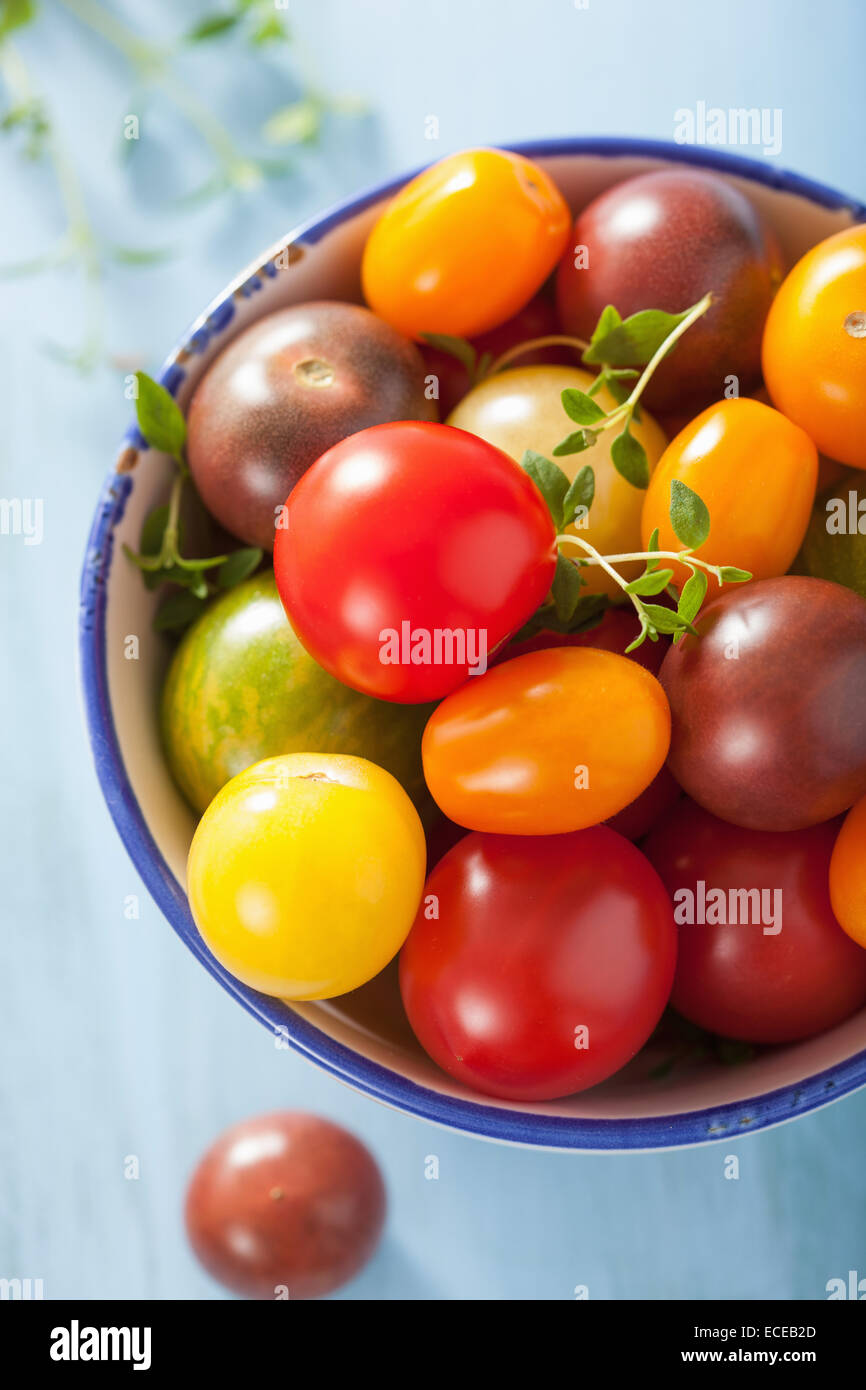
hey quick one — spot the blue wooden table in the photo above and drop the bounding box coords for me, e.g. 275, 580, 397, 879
1, 0, 864, 1299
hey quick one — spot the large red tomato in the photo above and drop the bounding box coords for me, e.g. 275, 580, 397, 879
399, 827, 677, 1100
644, 799, 866, 1044
274, 421, 557, 702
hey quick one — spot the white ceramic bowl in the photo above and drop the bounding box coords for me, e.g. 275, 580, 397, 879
80, 138, 866, 1150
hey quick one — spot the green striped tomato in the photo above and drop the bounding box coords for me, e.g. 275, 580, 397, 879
161, 572, 436, 821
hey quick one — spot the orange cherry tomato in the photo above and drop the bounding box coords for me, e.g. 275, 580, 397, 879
361, 148, 571, 340
421, 647, 671, 835
829, 794, 866, 949
641, 397, 817, 586
763, 223, 866, 470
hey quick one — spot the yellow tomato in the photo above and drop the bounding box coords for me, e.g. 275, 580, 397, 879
448, 364, 667, 599
641, 397, 817, 586
187, 753, 426, 1000
361, 148, 571, 339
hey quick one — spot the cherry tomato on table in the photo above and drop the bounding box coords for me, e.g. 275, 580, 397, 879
641, 398, 817, 587
399, 827, 677, 1100
422, 646, 671, 834
362, 148, 571, 339
644, 800, 866, 1044
274, 421, 557, 703
185, 1112, 386, 1300
763, 223, 866, 470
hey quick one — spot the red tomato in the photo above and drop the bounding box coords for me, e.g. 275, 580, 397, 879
643, 800, 866, 1044
274, 422, 557, 703
500, 606, 669, 675
184, 1112, 385, 1300
399, 828, 677, 1100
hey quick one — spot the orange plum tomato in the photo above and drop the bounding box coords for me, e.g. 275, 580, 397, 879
421, 646, 671, 835
641, 397, 817, 586
399, 827, 677, 1101
829, 793, 866, 949
273, 421, 557, 703
449, 364, 667, 601
186, 753, 426, 1000
361, 148, 571, 339
762, 223, 866, 470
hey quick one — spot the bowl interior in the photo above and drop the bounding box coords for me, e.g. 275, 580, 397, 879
89, 143, 866, 1145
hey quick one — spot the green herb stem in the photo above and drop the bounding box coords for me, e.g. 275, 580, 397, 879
564, 543, 727, 584
620, 291, 713, 414
485, 333, 590, 378
573, 293, 714, 443
555, 533, 649, 624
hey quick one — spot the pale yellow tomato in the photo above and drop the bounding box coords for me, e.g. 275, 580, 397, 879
187, 753, 426, 1000
447, 365, 667, 599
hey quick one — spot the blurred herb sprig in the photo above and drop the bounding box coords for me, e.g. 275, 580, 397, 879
0, 0, 364, 368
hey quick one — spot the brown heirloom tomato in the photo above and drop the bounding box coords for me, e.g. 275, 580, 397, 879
660, 576, 866, 831
186, 301, 435, 550
185, 1113, 386, 1300
556, 168, 782, 411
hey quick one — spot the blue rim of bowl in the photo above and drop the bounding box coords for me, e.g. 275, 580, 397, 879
79, 137, 866, 1151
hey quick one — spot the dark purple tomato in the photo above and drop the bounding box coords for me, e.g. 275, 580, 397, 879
185, 1112, 386, 1300
644, 799, 866, 1043
556, 170, 782, 411
186, 301, 436, 550
660, 576, 866, 831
